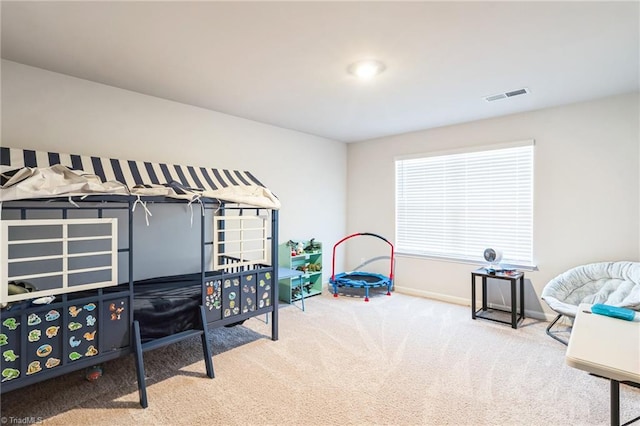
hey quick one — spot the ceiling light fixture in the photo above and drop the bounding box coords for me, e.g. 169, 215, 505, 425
347, 59, 386, 80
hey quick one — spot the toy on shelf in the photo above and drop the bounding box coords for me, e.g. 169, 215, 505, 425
296, 242, 305, 255
304, 238, 321, 253
295, 263, 322, 273
286, 238, 321, 257
286, 240, 298, 256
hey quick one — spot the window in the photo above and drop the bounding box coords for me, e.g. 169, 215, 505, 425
395, 141, 534, 267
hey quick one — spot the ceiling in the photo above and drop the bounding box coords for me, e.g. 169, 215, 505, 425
2, 1, 639, 143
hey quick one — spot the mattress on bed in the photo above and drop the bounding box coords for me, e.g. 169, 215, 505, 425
77, 272, 213, 341
132, 273, 204, 340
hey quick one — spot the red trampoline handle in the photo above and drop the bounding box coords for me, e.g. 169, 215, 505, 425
331, 232, 395, 281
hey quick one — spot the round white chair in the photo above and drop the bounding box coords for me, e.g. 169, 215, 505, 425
541, 261, 640, 344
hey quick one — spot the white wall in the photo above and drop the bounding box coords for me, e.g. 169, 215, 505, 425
1, 60, 348, 280
347, 93, 640, 319
4, 60, 638, 316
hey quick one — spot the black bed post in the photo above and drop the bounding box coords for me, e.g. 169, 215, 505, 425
200, 200, 214, 378
272, 209, 279, 341
201, 203, 206, 306
129, 198, 149, 408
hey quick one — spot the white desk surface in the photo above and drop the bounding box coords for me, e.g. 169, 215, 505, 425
566, 303, 640, 383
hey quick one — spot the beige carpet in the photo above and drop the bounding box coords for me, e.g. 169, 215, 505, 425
1, 289, 639, 425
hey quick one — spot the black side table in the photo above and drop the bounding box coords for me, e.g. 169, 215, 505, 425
471, 268, 525, 329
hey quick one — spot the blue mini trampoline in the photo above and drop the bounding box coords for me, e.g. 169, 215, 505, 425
330, 232, 394, 302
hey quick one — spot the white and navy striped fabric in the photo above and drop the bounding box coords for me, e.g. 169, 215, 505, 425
0, 147, 281, 209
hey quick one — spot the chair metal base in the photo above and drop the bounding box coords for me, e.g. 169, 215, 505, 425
546, 314, 570, 346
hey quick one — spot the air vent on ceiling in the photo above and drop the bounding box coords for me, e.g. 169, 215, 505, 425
484, 88, 529, 102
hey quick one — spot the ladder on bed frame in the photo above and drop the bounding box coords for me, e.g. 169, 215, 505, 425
132, 305, 214, 408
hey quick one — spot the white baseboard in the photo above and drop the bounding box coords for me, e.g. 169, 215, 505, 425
395, 286, 470, 306
394, 285, 554, 322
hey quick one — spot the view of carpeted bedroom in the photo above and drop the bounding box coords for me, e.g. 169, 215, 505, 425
1, 2, 638, 425
1, 291, 639, 425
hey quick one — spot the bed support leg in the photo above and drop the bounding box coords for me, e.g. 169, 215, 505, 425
199, 306, 215, 379
132, 320, 149, 409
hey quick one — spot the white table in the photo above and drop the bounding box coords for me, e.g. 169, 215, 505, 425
566, 303, 640, 426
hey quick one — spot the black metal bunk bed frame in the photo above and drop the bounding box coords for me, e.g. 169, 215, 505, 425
0, 195, 279, 408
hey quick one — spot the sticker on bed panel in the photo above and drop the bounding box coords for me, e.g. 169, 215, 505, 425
229, 292, 236, 301
265, 272, 271, 280
85, 345, 98, 357
45, 358, 60, 369
2, 318, 20, 330
68, 322, 82, 331
83, 330, 96, 341
27, 313, 42, 326
206, 280, 216, 293
46, 326, 60, 338
26, 361, 42, 375
232, 278, 240, 286
86, 315, 96, 327
259, 300, 264, 308
242, 284, 249, 294
36, 344, 52, 357
205, 296, 221, 311
1, 368, 20, 381
3, 349, 19, 362
45, 310, 60, 321
224, 279, 231, 288
69, 352, 82, 361
232, 307, 240, 315
68, 306, 82, 318
223, 308, 231, 318
259, 279, 265, 288
28, 329, 41, 342
83, 303, 96, 312
109, 302, 125, 320
69, 336, 82, 348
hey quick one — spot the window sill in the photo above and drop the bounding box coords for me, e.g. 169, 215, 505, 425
395, 252, 538, 271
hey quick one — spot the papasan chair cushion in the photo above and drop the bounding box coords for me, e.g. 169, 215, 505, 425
541, 261, 640, 344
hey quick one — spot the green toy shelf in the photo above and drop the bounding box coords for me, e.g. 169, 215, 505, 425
278, 240, 323, 304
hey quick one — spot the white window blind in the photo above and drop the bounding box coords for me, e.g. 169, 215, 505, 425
395, 142, 534, 267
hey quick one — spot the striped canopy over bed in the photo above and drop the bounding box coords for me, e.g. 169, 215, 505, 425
0, 147, 280, 209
